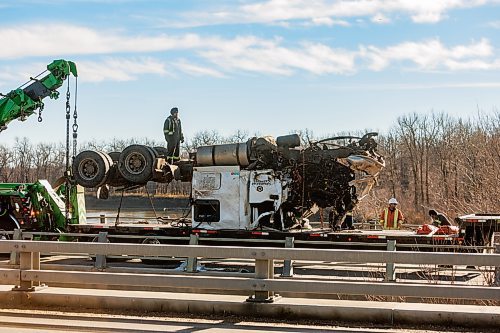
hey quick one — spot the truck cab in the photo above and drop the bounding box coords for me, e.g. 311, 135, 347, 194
192, 166, 286, 230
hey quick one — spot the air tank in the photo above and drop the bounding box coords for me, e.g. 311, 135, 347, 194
276, 134, 301, 148
196, 142, 250, 167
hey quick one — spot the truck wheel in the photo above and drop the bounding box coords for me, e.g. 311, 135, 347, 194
141, 236, 164, 265
149, 146, 159, 158
108, 151, 120, 163
0, 212, 21, 232
99, 151, 113, 174
73, 151, 111, 188
153, 146, 169, 158
118, 145, 155, 184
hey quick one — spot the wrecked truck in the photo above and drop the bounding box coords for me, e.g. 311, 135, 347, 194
72, 132, 385, 231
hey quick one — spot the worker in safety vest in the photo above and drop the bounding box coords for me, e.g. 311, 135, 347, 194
428, 209, 451, 227
163, 107, 184, 161
379, 198, 405, 230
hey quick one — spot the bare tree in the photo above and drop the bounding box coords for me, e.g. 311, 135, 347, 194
186, 130, 224, 151
292, 128, 315, 146
2, 111, 500, 223
0, 145, 14, 182
225, 129, 249, 143
13, 137, 34, 182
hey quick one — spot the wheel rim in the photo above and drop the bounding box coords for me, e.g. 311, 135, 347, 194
124, 152, 147, 175
79, 158, 100, 181
142, 238, 160, 245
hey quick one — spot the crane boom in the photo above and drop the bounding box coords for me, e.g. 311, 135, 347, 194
0, 59, 77, 132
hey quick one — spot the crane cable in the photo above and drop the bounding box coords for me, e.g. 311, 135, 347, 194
301, 149, 305, 224
72, 77, 78, 161
64, 79, 71, 223
64, 75, 78, 223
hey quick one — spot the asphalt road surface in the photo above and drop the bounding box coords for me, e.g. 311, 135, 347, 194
0, 309, 494, 333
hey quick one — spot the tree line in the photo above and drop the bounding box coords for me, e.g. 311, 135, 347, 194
2, 112, 499, 223
376, 111, 500, 223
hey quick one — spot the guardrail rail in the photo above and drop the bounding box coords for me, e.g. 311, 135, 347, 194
1, 240, 499, 303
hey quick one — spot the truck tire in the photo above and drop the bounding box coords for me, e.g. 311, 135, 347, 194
99, 151, 113, 171
0, 213, 21, 234
72, 151, 111, 188
105, 152, 129, 187
118, 145, 155, 184
108, 151, 120, 163
153, 146, 169, 158
141, 236, 164, 265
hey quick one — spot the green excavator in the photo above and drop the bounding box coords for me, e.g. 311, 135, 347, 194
0, 60, 84, 235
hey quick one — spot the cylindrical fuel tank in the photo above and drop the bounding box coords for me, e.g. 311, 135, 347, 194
276, 134, 301, 148
196, 142, 250, 166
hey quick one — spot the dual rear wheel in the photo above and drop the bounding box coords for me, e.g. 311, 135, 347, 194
72, 151, 113, 188
73, 145, 166, 187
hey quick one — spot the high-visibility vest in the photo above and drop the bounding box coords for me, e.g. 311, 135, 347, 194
380, 208, 401, 229
164, 116, 181, 136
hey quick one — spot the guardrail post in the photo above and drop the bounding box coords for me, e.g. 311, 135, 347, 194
33, 250, 41, 287
385, 239, 396, 282
280, 237, 294, 277
9, 229, 22, 265
494, 245, 500, 286
247, 258, 279, 303
12, 250, 39, 291
95, 232, 108, 270
186, 234, 199, 273
100, 214, 106, 224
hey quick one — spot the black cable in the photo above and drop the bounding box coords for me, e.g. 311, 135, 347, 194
145, 185, 158, 219
115, 190, 125, 226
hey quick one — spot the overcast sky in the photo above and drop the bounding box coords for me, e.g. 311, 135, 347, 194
1, 0, 500, 145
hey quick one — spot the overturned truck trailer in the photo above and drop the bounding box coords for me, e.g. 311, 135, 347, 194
72, 133, 385, 230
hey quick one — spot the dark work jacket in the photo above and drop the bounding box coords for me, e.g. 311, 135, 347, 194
432, 212, 451, 226
163, 116, 183, 142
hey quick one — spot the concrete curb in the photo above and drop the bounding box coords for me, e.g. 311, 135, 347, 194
0, 286, 498, 328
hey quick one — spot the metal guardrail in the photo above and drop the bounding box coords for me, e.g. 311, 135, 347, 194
2, 229, 496, 251
2, 229, 497, 279
0, 240, 499, 303
2, 240, 498, 265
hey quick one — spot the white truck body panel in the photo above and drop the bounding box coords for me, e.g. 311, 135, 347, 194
191, 166, 285, 230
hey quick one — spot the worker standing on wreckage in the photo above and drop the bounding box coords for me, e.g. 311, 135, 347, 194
164, 107, 184, 162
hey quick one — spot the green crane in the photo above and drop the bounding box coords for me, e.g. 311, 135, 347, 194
0, 60, 83, 236
0, 59, 77, 131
